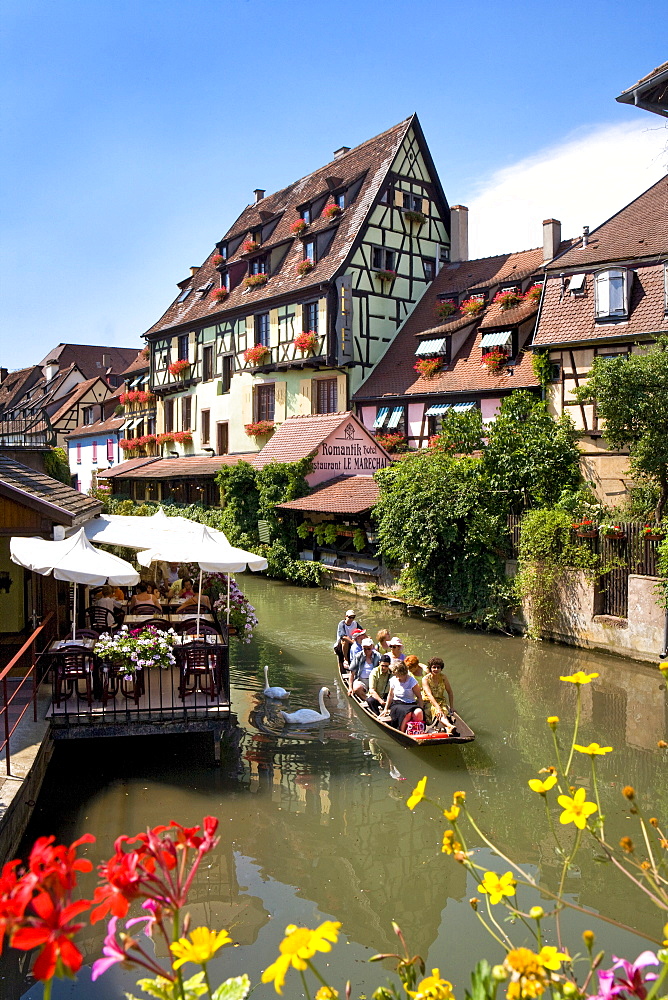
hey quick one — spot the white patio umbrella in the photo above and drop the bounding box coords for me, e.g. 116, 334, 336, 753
10, 528, 140, 639
81, 509, 230, 548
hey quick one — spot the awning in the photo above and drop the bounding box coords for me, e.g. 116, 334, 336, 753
424, 401, 476, 417
386, 406, 404, 429
415, 337, 448, 357
452, 402, 475, 412
122, 417, 139, 432
480, 331, 512, 349
373, 406, 390, 429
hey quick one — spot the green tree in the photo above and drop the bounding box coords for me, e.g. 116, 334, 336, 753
430, 407, 484, 454
483, 391, 581, 512
43, 447, 71, 485
573, 341, 668, 520
215, 461, 260, 540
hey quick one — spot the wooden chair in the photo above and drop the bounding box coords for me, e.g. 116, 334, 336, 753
179, 642, 222, 699
132, 618, 171, 632
54, 645, 94, 707
63, 627, 99, 641
178, 621, 220, 637
86, 605, 117, 632
128, 603, 163, 616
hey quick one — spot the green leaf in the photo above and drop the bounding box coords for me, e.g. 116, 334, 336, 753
465, 959, 496, 1000
211, 974, 251, 1000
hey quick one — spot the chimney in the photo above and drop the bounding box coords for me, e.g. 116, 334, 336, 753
42, 359, 59, 383
189, 266, 198, 276
253, 189, 265, 203
333, 146, 350, 159
102, 353, 111, 369
542, 219, 562, 262
449, 205, 469, 262
0, 368, 7, 385
582, 225, 590, 248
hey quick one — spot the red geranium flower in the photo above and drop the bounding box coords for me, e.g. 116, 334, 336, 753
11, 892, 90, 981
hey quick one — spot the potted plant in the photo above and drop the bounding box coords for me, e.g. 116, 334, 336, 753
94, 624, 178, 700
172, 430, 193, 445
209, 576, 258, 641
481, 350, 507, 373
157, 432, 175, 446
375, 269, 397, 282
136, 389, 155, 404
600, 521, 626, 540
294, 330, 319, 354
460, 296, 485, 316
244, 420, 275, 437
572, 519, 599, 538
290, 219, 308, 235
642, 523, 665, 541
404, 209, 426, 226
211, 286, 229, 303
322, 203, 342, 220
244, 344, 270, 365
240, 239, 259, 255
436, 301, 459, 320
168, 358, 191, 377
211, 253, 224, 267
297, 259, 314, 277
243, 273, 269, 289
524, 283, 543, 302
494, 289, 522, 309
413, 358, 443, 378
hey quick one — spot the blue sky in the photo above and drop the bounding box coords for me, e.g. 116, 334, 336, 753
1, 0, 666, 370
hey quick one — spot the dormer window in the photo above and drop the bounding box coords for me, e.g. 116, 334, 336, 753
333, 191, 345, 209
595, 267, 631, 320
415, 337, 450, 361
249, 256, 268, 276
300, 206, 311, 224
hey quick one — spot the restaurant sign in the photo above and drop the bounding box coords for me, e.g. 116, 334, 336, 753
308, 420, 390, 486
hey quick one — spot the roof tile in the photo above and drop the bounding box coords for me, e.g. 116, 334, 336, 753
276, 475, 379, 514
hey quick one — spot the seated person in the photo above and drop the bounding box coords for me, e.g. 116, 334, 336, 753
178, 588, 211, 613
160, 562, 182, 596
129, 581, 162, 611
348, 628, 368, 662
171, 577, 196, 603
381, 663, 424, 733
333, 610, 361, 665
376, 629, 391, 653
422, 657, 455, 727
94, 585, 124, 623
387, 637, 406, 669
403, 654, 425, 685
366, 654, 392, 715
348, 638, 380, 697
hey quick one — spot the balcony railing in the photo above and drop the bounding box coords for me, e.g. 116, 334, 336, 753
0, 413, 56, 449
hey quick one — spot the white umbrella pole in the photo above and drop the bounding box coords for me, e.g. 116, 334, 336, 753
197, 567, 203, 635
226, 574, 230, 627
73, 582, 77, 641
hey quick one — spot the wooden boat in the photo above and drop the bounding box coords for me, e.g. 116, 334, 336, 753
338, 663, 475, 748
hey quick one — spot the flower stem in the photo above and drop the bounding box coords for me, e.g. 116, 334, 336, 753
300, 968, 312, 1000
203, 963, 214, 1000
173, 911, 186, 1000
644, 957, 668, 1000
590, 759, 604, 840
564, 688, 581, 777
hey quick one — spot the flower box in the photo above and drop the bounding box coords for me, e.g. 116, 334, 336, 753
375, 269, 397, 282
294, 331, 318, 354
172, 430, 192, 445
413, 358, 443, 378
290, 219, 308, 235
211, 254, 224, 267
168, 359, 191, 377
156, 432, 175, 445
494, 290, 522, 310
240, 239, 259, 255
322, 203, 342, 220
243, 273, 268, 289
211, 287, 229, 303
460, 297, 485, 316
244, 420, 275, 437
436, 301, 459, 320
297, 259, 314, 277
481, 350, 507, 373
374, 432, 407, 453
244, 344, 270, 365
524, 284, 542, 302
404, 210, 426, 226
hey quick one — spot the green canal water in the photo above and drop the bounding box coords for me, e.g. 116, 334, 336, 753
3, 576, 667, 999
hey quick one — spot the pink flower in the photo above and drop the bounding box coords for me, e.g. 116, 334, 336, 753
611, 952, 659, 999
91, 917, 128, 980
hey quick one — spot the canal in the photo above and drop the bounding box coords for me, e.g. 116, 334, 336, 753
2, 576, 666, 999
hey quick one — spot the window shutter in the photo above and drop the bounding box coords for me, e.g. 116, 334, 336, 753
188, 331, 196, 364
336, 373, 347, 412
318, 298, 327, 345
106, 439, 114, 462
92, 441, 98, 463
298, 378, 313, 415
394, 189, 404, 207
245, 315, 255, 344
294, 304, 303, 335
274, 380, 287, 422
242, 385, 253, 424
421, 198, 429, 216
76, 443, 81, 464
269, 308, 280, 348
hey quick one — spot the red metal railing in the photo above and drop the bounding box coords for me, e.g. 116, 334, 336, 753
0, 613, 55, 776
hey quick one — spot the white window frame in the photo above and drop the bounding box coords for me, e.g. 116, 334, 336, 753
594, 267, 631, 320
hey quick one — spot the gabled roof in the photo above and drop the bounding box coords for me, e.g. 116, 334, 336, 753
276, 475, 379, 514
0, 456, 102, 526
0, 366, 41, 413
252, 411, 384, 468
99, 454, 256, 479
547, 175, 668, 270
48, 376, 109, 426
37, 344, 140, 379
121, 350, 150, 376
145, 117, 420, 336
616, 62, 668, 118
68, 416, 124, 437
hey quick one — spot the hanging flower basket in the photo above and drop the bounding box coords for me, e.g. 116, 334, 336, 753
322, 203, 342, 220
211, 254, 224, 267
294, 331, 318, 354
642, 524, 665, 541
375, 269, 397, 282
211, 287, 229, 303
413, 358, 443, 378
460, 297, 485, 316
243, 273, 269, 289
240, 239, 259, 255
244, 420, 275, 437
290, 219, 308, 235
436, 301, 459, 320
600, 523, 626, 540
494, 290, 522, 310
244, 344, 270, 365
404, 210, 426, 226
297, 259, 314, 277
481, 350, 507, 373
572, 520, 598, 538
168, 359, 191, 377
524, 284, 543, 302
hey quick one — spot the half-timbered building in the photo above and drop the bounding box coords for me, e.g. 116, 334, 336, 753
143, 116, 450, 457
532, 175, 668, 503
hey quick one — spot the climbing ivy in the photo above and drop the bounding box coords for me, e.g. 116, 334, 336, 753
531, 349, 554, 390
44, 447, 71, 486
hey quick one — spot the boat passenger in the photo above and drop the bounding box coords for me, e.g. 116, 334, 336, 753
349, 638, 380, 697
387, 637, 405, 669
334, 609, 361, 665
129, 581, 162, 611
376, 629, 391, 652
381, 663, 424, 733
366, 654, 392, 715
348, 628, 368, 661
403, 654, 424, 684
422, 657, 455, 726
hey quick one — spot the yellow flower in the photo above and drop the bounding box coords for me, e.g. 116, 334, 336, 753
573, 742, 613, 755
477, 870, 516, 904
441, 830, 462, 855
170, 927, 232, 969
262, 921, 341, 994
547, 716, 559, 729
504, 948, 548, 1000
407, 776, 427, 810
407, 969, 454, 999
453, 790, 466, 802
557, 788, 597, 829
559, 671, 599, 685
315, 989, 339, 999
538, 946, 569, 971
443, 805, 460, 821
528, 774, 557, 795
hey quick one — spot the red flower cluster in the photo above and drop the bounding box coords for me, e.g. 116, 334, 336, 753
493, 289, 522, 309
374, 432, 407, 453
436, 300, 459, 320
211, 286, 229, 303
244, 344, 270, 365
297, 258, 314, 276
240, 239, 259, 255
294, 330, 318, 354
481, 350, 506, 372
460, 297, 485, 316
172, 430, 192, 444
322, 203, 342, 219
168, 359, 190, 377
211, 253, 224, 266
524, 284, 543, 302
243, 273, 269, 289
413, 358, 443, 378
290, 219, 308, 235
120, 389, 155, 405
245, 420, 275, 436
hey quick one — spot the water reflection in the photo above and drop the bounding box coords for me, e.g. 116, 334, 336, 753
2, 576, 666, 999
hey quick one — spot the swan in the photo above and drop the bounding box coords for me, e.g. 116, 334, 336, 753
263, 664, 290, 699
280, 688, 331, 725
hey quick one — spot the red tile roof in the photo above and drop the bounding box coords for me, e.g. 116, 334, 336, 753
68, 415, 124, 436
121, 350, 150, 376
100, 454, 256, 480
276, 475, 379, 514
145, 118, 416, 336
252, 411, 381, 467
547, 175, 668, 270
478, 298, 538, 330
37, 344, 140, 379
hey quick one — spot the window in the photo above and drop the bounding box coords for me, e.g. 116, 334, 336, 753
256, 383, 275, 422
379, 186, 390, 205
249, 255, 267, 275
595, 268, 631, 320
568, 273, 586, 295
177, 334, 189, 361
82, 405, 94, 425
372, 247, 395, 272
164, 399, 174, 433
217, 422, 229, 455
303, 239, 316, 264
202, 345, 214, 382
315, 378, 338, 414
300, 206, 311, 224
219, 244, 228, 260
439, 246, 449, 266
220, 270, 230, 291
92, 441, 98, 463
304, 301, 319, 334
197, 283, 213, 297
201, 409, 210, 444
106, 439, 114, 462
182, 396, 191, 431
255, 312, 270, 347
403, 192, 423, 212
334, 191, 345, 209
76, 443, 81, 464
423, 259, 435, 281
221, 354, 233, 393
177, 286, 192, 303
